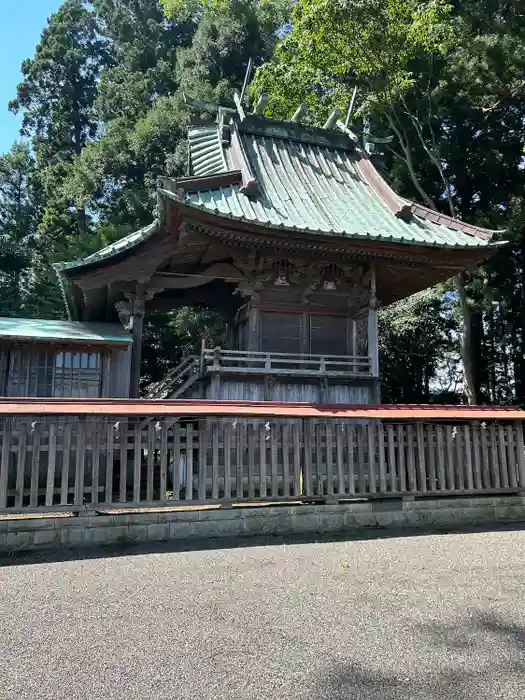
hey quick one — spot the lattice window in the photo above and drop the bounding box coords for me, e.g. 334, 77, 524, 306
54, 351, 102, 398
7, 347, 103, 398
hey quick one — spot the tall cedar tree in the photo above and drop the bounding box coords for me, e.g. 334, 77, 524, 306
8, 0, 111, 316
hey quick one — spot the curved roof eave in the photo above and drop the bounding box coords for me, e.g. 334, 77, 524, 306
54, 221, 159, 275
166, 190, 505, 252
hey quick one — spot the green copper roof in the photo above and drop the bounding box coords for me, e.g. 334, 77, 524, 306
57, 111, 503, 287
182, 131, 499, 250
0, 318, 132, 344
55, 221, 158, 273
188, 125, 227, 177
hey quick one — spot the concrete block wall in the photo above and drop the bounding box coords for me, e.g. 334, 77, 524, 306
1, 496, 525, 554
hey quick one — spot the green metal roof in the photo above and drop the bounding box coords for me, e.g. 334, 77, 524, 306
182, 131, 499, 250
188, 125, 227, 177
0, 318, 132, 344
55, 221, 158, 273
57, 111, 503, 287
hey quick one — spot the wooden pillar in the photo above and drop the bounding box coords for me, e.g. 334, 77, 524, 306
368, 262, 379, 378
115, 284, 147, 399
129, 287, 145, 399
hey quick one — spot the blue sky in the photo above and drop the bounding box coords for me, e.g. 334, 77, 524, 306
0, 1, 61, 154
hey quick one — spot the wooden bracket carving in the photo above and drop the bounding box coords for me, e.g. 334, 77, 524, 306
114, 285, 163, 330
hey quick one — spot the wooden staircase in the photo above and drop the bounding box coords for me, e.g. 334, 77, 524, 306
146, 355, 203, 399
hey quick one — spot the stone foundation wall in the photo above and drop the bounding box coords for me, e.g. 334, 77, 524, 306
2, 496, 525, 554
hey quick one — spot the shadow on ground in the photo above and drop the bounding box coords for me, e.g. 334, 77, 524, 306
314, 613, 525, 699
1, 521, 525, 568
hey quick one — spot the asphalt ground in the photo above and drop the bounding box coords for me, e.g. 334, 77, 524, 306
1, 527, 525, 699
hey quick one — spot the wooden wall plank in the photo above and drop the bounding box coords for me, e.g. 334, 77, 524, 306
315, 422, 324, 496
303, 420, 313, 497
336, 424, 345, 496
14, 421, 27, 508
326, 423, 334, 497
497, 425, 509, 488
92, 425, 101, 505
212, 421, 220, 500
147, 423, 155, 502
435, 425, 447, 491
199, 420, 208, 501
119, 420, 128, 503
506, 426, 518, 489
454, 426, 465, 491
471, 426, 483, 490
185, 423, 194, 500
386, 424, 396, 492
405, 425, 417, 492
74, 421, 86, 506
427, 424, 437, 492
236, 422, 244, 499
159, 422, 168, 501
292, 422, 301, 498
490, 425, 500, 489
0, 419, 11, 509
29, 422, 41, 508
347, 424, 355, 495
515, 421, 525, 488
444, 426, 455, 491
259, 422, 267, 498
132, 422, 142, 503
357, 425, 367, 494
397, 425, 407, 492
464, 425, 474, 491
60, 422, 72, 505
172, 424, 182, 499
416, 423, 426, 493
480, 425, 491, 489
271, 422, 279, 498
282, 423, 290, 498
367, 423, 376, 494
105, 422, 114, 503
377, 423, 387, 493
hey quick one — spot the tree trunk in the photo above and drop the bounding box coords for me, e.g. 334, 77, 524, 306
455, 272, 477, 404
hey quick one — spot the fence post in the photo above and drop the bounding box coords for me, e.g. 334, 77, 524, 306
0, 418, 11, 509
516, 421, 525, 489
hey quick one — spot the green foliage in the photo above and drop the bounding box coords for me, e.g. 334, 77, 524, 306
251, 0, 454, 122
141, 308, 226, 387
0, 144, 40, 317
380, 290, 462, 403
9, 0, 109, 162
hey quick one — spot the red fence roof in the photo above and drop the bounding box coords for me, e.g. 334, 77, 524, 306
0, 399, 523, 420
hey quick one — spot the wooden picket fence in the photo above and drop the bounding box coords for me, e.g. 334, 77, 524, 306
0, 411, 524, 512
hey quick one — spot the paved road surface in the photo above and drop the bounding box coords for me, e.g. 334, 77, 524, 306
1, 528, 525, 699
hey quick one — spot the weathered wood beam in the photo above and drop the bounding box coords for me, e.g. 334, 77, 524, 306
150, 264, 246, 289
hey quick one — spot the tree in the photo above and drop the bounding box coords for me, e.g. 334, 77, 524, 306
10, 1, 108, 162
380, 291, 462, 403
0, 144, 40, 317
